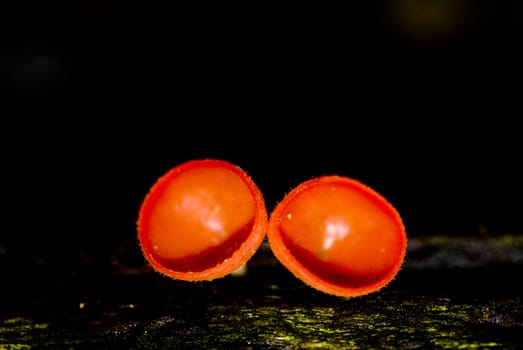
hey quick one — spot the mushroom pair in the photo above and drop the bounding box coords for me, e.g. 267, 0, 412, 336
137, 159, 407, 297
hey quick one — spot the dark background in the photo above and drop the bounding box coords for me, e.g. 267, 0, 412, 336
2, 1, 522, 271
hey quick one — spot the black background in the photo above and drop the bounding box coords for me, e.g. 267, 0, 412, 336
2, 1, 522, 267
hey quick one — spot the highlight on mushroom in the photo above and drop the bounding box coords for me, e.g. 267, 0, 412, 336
137, 159, 268, 281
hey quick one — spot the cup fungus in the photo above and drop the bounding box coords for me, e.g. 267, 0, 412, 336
137, 159, 268, 281
267, 175, 407, 297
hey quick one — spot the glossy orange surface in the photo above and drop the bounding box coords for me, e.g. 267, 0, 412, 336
268, 175, 407, 297
137, 159, 267, 281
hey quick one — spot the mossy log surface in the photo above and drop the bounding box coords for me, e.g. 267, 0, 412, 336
1, 235, 522, 349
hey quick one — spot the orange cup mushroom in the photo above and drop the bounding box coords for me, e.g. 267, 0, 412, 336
137, 159, 268, 281
267, 175, 407, 297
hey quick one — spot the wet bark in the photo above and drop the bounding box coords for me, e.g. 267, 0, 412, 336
1, 235, 521, 349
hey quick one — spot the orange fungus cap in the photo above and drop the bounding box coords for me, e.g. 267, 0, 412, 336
137, 159, 268, 281
267, 175, 407, 297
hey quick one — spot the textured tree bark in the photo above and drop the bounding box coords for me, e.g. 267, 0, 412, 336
1, 235, 521, 349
